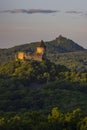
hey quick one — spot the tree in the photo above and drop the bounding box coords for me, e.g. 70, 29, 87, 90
65, 108, 83, 130
48, 107, 65, 130
78, 117, 87, 130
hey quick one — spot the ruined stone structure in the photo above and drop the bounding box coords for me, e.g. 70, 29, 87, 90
15, 40, 46, 62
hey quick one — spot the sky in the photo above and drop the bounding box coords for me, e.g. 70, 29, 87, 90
0, 0, 87, 48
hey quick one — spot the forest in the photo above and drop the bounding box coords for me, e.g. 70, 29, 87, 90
0, 36, 87, 129
0, 59, 87, 129
0, 107, 87, 130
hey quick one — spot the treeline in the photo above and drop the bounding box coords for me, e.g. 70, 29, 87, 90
0, 107, 87, 130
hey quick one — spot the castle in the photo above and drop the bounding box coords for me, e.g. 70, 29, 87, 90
15, 40, 46, 62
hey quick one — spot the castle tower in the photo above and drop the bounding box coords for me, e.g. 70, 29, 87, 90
36, 40, 46, 55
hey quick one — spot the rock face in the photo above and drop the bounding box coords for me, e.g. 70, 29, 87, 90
15, 40, 46, 62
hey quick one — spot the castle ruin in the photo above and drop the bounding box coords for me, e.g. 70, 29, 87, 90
15, 40, 46, 62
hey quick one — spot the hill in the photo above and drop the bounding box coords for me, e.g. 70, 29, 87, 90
0, 37, 87, 129
0, 35, 85, 64
46, 35, 85, 53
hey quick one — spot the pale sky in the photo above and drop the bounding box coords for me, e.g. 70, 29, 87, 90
0, 0, 87, 48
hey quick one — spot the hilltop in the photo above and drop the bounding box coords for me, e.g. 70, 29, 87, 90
46, 35, 85, 53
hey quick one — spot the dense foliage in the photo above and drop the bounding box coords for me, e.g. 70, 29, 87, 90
0, 59, 67, 82
0, 60, 87, 113
0, 108, 87, 130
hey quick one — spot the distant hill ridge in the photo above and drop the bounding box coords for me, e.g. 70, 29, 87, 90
0, 35, 85, 63
46, 35, 85, 53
